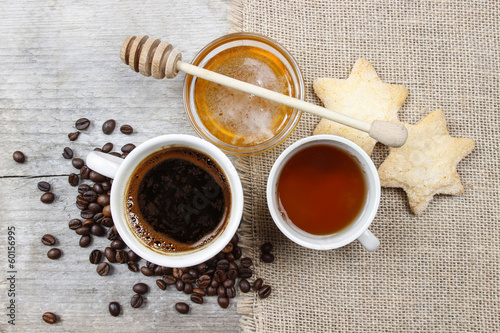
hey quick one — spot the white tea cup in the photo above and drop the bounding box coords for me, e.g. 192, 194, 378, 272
267, 135, 380, 251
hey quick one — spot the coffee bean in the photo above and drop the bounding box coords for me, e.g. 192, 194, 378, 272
82, 219, 94, 228
102, 119, 116, 134
79, 235, 92, 247
214, 270, 227, 283
240, 257, 252, 268
83, 190, 97, 202
193, 288, 206, 296
238, 267, 253, 279
42, 312, 57, 324
115, 250, 128, 264
196, 263, 208, 273
175, 302, 189, 314
239, 279, 251, 293
128, 262, 139, 272
104, 247, 116, 263
69, 219, 82, 230
47, 248, 61, 260
217, 296, 229, 309
128, 250, 139, 262
205, 268, 216, 276
120, 125, 133, 135
40, 192, 55, 204
227, 268, 238, 280
233, 246, 242, 260
62, 147, 73, 159
93, 183, 104, 194
89, 249, 102, 264
156, 279, 167, 290
210, 279, 219, 288
226, 253, 235, 262
131, 294, 143, 308
72, 158, 84, 169
226, 286, 236, 298
183, 283, 193, 294
101, 181, 111, 192
110, 239, 125, 249
102, 142, 113, 153
258, 285, 272, 299
76, 195, 89, 207
106, 226, 119, 241
101, 217, 114, 228
90, 224, 105, 236
102, 205, 112, 217
140, 266, 154, 276
162, 267, 173, 277
261, 253, 275, 263
88, 202, 102, 214
41, 234, 56, 246
181, 274, 195, 284
97, 262, 110, 276
217, 285, 226, 297
196, 275, 211, 288
253, 278, 263, 291
121, 143, 136, 153
78, 184, 91, 194
133, 282, 148, 294
89, 171, 106, 183
75, 226, 90, 235
80, 209, 93, 219
13, 151, 25, 163
68, 173, 79, 186
68, 131, 80, 141
93, 212, 104, 223
207, 286, 217, 296
37, 181, 51, 192
95, 194, 110, 207
223, 279, 235, 289
75, 118, 90, 130
260, 242, 273, 254
108, 302, 120, 317
231, 233, 239, 245
221, 242, 233, 253
217, 259, 229, 270
190, 293, 204, 304
80, 165, 90, 179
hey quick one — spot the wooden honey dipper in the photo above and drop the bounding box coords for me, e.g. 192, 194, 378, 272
121, 35, 408, 148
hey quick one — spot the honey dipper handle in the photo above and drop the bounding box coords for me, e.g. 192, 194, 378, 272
121, 35, 408, 148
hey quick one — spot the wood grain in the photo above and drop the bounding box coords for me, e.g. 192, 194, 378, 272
0, 1, 242, 331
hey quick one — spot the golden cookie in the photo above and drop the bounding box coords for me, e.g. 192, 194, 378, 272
313, 59, 408, 155
378, 110, 475, 214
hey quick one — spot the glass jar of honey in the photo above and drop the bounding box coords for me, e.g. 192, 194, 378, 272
183, 33, 305, 155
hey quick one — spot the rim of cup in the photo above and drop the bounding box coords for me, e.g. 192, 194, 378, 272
109, 134, 243, 267
266, 135, 380, 250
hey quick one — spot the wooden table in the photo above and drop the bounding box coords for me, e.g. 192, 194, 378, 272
0, 1, 243, 331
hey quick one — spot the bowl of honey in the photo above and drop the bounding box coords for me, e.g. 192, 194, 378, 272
183, 33, 305, 155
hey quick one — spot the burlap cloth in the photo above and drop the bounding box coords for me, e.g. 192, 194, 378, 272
227, 1, 499, 332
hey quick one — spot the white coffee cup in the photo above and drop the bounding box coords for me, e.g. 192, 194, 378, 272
86, 134, 243, 267
267, 135, 380, 251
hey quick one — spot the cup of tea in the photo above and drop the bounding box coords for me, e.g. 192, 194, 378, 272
86, 134, 243, 267
267, 135, 380, 251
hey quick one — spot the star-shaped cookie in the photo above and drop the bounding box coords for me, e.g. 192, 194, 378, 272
378, 110, 475, 214
313, 59, 408, 155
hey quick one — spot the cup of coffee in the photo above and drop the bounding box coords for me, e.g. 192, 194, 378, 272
267, 135, 380, 251
86, 134, 243, 267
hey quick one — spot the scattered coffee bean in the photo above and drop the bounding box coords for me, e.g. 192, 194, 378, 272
131, 294, 143, 308
207, 286, 217, 296
40, 192, 55, 204
161, 275, 175, 286
128, 250, 139, 262
140, 266, 154, 276
80, 209, 94, 219
47, 248, 62, 260
108, 302, 120, 317
89, 249, 102, 264
120, 125, 133, 135
68, 131, 80, 141
238, 267, 253, 279
217, 259, 230, 270
106, 226, 119, 241
214, 270, 227, 283
183, 283, 193, 294
13, 151, 26, 163
128, 262, 139, 272
260, 242, 273, 254
196, 275, 211, 288
104, 247, 117, 263
191, 293, 204, 304
75, 226, 90, 236
227, 269, 238, 280
102, 205, 112, 217
72, 158, 84, 169
79, 235, 92, 247
75, 118, 90, 130
41, 234, 56, 246
217, 285, 226, 297
100, 217, 114, 228
68, 219, 82, 230
78, 184, 91, 194
115, 250, 128, 264
258, 285, 272, 299
97, 262, 110, 276
102, 119, 116, 134
156, 279, 167, 290
261, 253, 275, 263
193, 288, 206, 296
226, 286, 236, 298
110, 239, 125, 249
217, 296, 230, 309
88, 202, 102, 214
132, 282, 149, 295
221, 242, 233, 253
253, 278, 263, 291
89, 171, 106, 183
239, 279, 251, 293
68, 173, 79, 186
83, 191, 97, 203
240, 257, 252, 268
42, 312, 57, 324
223, 279, 235, 289
90, 224, 105, 236
37, 181, 51, 192
62, 147, 74, 159
175, 302, 189, 314
80, 165, 90, 179
93, 183, 104, 194
175, 279, 184, 291
102, 142, 113, 153
82, 219, 94, 228
121, 143, 135, 153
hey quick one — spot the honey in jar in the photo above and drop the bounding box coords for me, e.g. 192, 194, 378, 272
193, 45, 297, 147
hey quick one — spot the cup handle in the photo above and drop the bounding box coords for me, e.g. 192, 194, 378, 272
86, 151, 124, 179
357, 229, 380, 252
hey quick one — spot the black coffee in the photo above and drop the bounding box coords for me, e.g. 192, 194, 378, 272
126, 147, 230, 253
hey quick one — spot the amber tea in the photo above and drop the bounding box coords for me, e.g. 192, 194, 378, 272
277, 144, 368, 235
